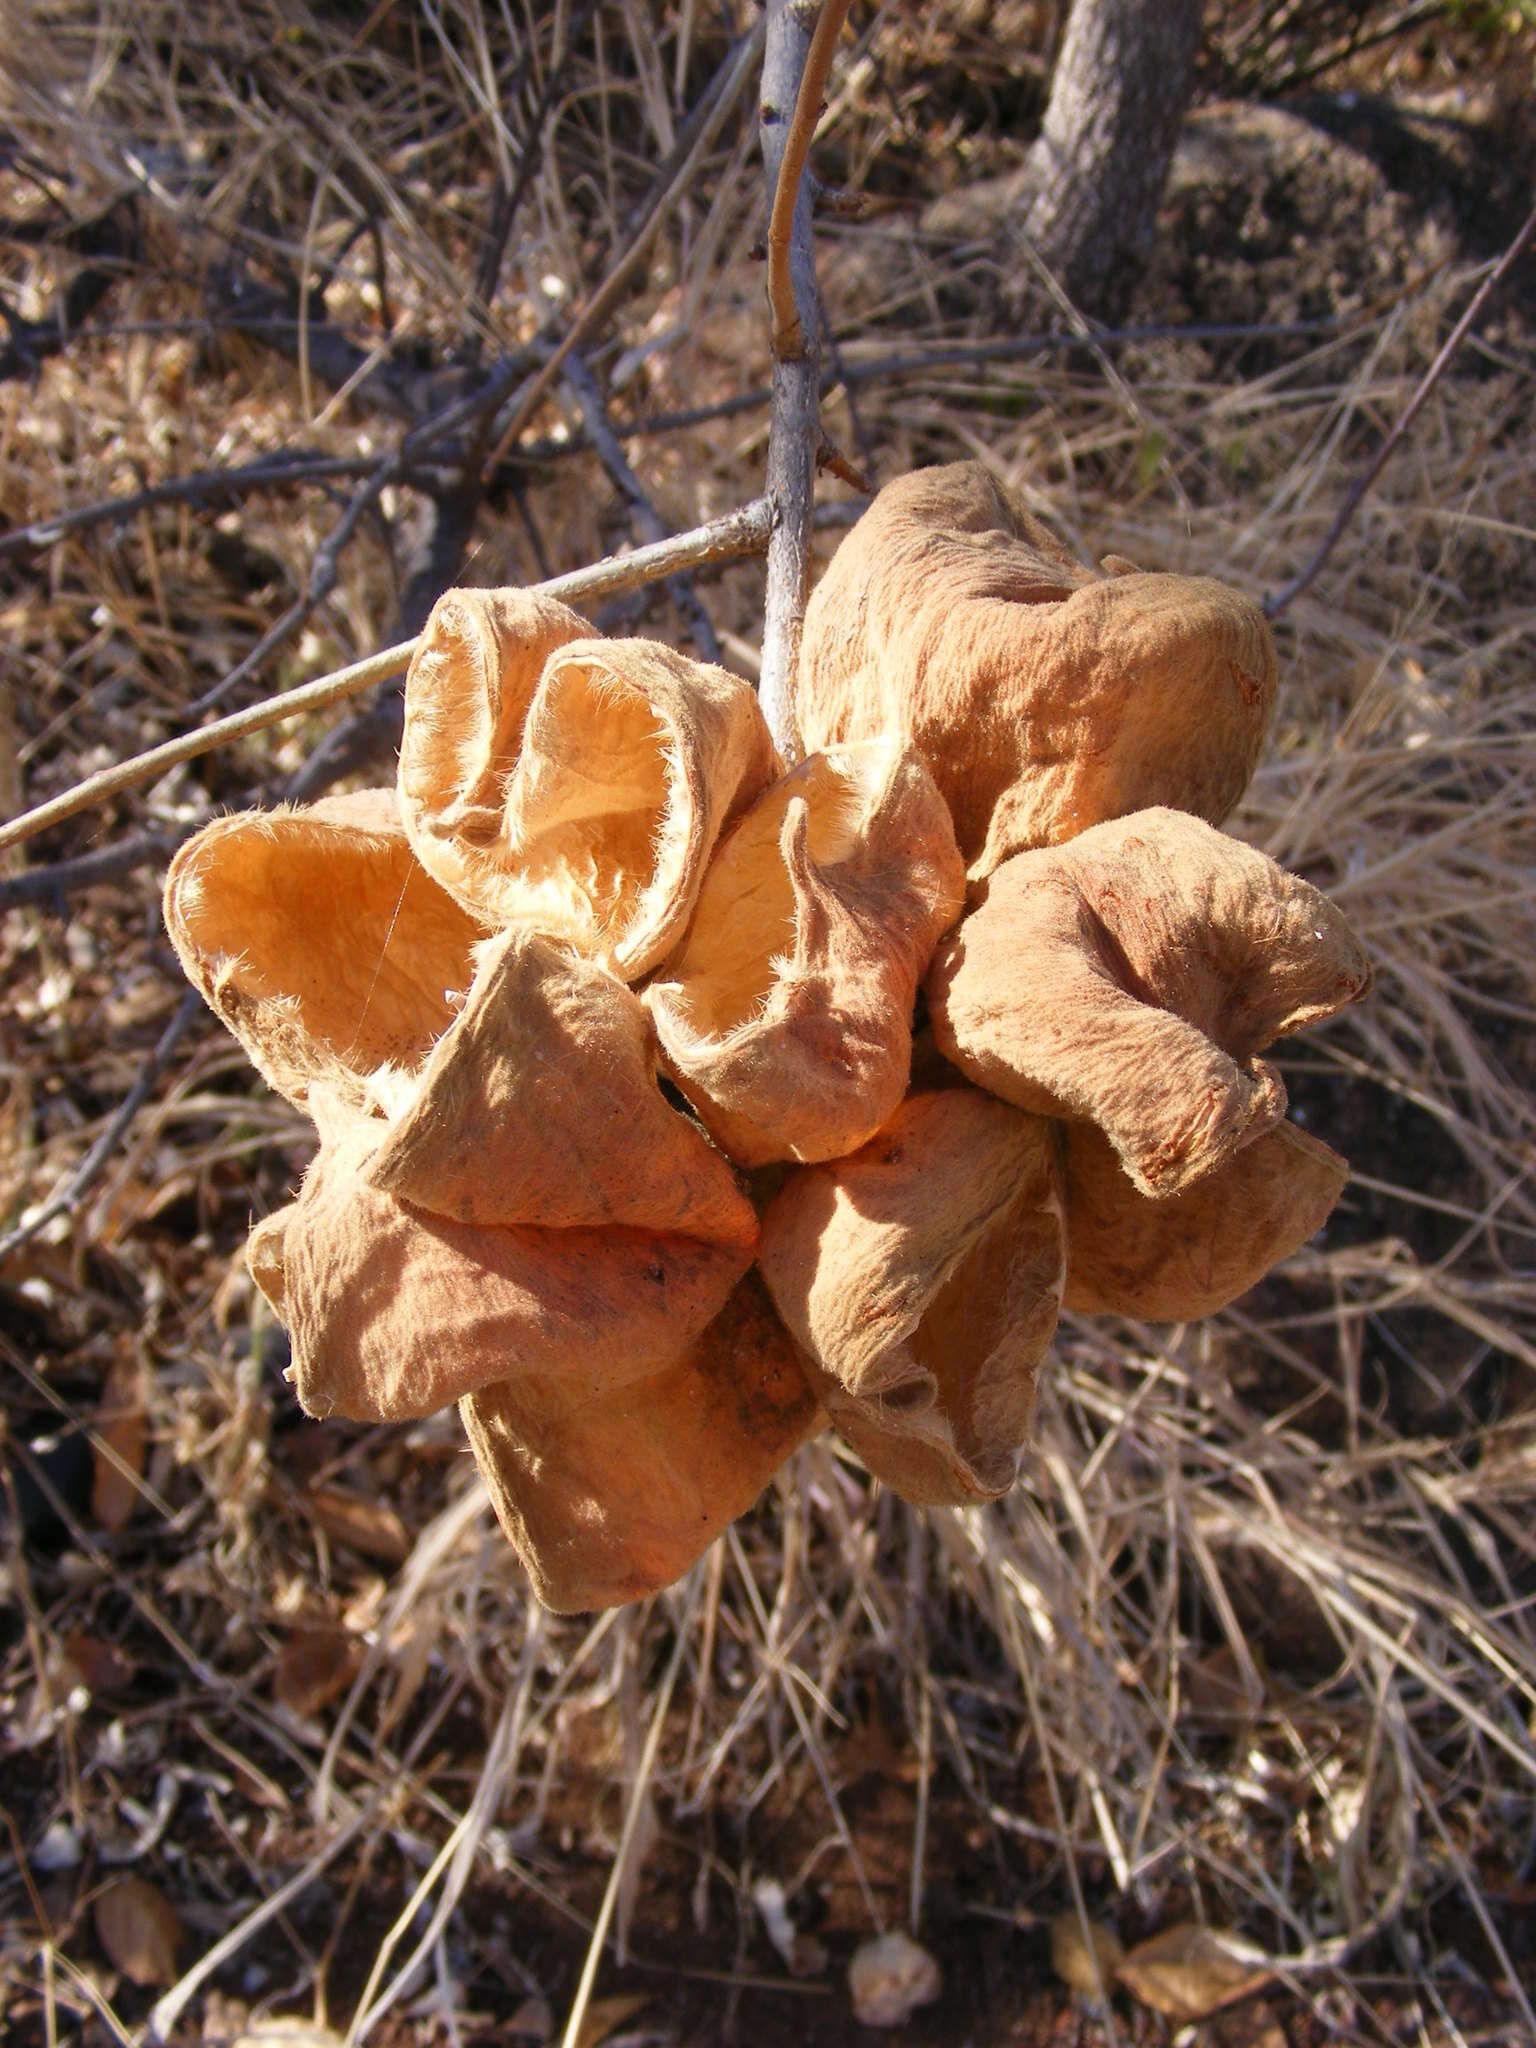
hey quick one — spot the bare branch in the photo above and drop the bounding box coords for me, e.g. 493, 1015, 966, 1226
0, 499, 774, 859
0, 830, 181, 914
0, 450, 384, 562
561, 352, 722, 663
469, 0, 603, 326
479, 15, 766, 480
0, 992, 203, 1264
186, 463, 394, 713
758, 0, 845, 756
765, 0, 853, 361
1265, 206, 1536, 621
507, 315, 1347, 461
0, 196, 136, 384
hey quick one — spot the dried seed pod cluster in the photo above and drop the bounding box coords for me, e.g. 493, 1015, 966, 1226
166, 461, 1370, 1612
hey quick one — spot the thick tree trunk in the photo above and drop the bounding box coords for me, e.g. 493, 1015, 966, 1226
1008, 0, 1203, 317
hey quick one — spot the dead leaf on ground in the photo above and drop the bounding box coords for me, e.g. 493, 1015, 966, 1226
94, 1873, 183, 1986
1115, 1921, 1274, 2020
1050, 1912, 1125, 1996
848, 1931, 941, 2028
273, 1625, 363, 1718
60, 1629, 136, 1695
843, 1695, 920, 1784
570, 1990, 650, 2047
303, 1485, 409, 1563
91, 1354, 147, 1531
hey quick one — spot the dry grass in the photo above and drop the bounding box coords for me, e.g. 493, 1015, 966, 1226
2, 4, 1535, 2045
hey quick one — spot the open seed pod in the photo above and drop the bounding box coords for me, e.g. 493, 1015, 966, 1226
246, 1204, 292, 1314
497, 638, 780, 977
398, 586, 594, 919
254, 930, 759, 1424
164, 788, 480, 1138
644, 739, 965, 1167
928, 808, 1372, 1199
463, 1273, 825, 1612
796, 461, 1277, 877
403, 603, 779, 975
1062, 1120, 1349, 1322
757, 1088, 1065, 1506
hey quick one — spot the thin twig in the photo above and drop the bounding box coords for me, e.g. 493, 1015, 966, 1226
0, 450, 386, 561
765, 0, 852, 360
479, 14, 766, 480
468, 0, 602, 325
2, 317, 1344, 565
282, 483, 486, 801
186, 462, 394, 713
508, 316, 1349, 462
0, 990, 202, 1263
1265, 206, 1536, 620
0, 499, 774, 857
0, 830, 180, 914
1252, 0, 1448, 95
0, 346, 533, 568
559, 1576, 701, 2048
0, 198, 135, 384
561, 352, 722, 663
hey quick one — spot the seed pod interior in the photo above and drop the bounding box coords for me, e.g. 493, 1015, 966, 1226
164, 789, 479, 1130
646, 739, 965, 1165
500, 638, 779, 979
398, 586, 594, 919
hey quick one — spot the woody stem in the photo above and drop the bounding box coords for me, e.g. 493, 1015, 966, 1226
759, 0, 849, 758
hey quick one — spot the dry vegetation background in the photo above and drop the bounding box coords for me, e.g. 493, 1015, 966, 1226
3, 2, 1536, 2044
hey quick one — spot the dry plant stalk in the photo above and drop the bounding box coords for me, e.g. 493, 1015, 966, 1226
165, 461, 1372, 1610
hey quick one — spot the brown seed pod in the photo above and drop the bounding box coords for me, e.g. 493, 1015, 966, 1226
398, 586, 594, 917
1061, 1120, 1349, 1322
462, 1272, 825, 1612
796, 462, 1276, 876
499, 638, 780, 978
757, 1088, 1065, 1506
645, 739, 965, 1167
928, 808, 1372, 1199
403, 605, 779, 975
263, 932, 758, 1424
369, 925, 757, 1240
246, 1203, 292, 1316
164, 788, 480, 1137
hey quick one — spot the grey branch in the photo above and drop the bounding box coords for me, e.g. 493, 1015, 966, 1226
758, 0, 827, 759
